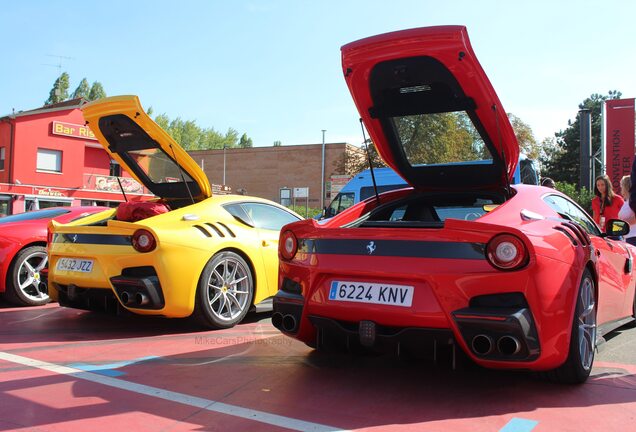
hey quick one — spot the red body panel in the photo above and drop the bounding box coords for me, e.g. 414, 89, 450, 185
0, 206, 107, 292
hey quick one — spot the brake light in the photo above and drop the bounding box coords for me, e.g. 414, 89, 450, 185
132, 229, 156, 253
280, 230, 298, 260
486, 234, 528, 270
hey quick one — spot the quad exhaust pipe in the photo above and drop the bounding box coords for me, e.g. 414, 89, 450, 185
471, 334, 521, 356
271, 312, 298, 333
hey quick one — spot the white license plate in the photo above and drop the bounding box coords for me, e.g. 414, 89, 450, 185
329, 281, 414, 307
56, 258, 94, 273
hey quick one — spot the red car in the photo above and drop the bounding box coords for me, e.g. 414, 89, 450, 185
0, 206, 107, 306
272, 26, 636, 383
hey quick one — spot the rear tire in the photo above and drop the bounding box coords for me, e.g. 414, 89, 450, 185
193, 251, 254, 329
545, 269, 596, 384
5, 246, 50, 306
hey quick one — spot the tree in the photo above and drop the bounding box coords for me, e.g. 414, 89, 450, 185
273, 140, 282, 147
542, 90, 622, 184
239, 133, 253, 148
508, 113, 540, 160
45, 72, 70, 105
71, 78, 90, 100
88, 82, 107, 101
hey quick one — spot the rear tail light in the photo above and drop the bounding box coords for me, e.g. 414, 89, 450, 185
132, 229, 156, 253
486, 234, 528, 270
280, 230, 298, 260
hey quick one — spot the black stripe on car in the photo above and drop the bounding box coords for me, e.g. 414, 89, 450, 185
53, 233, 132, 245
298, 239, 485, 260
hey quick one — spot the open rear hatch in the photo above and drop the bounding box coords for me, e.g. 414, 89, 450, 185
341, 26, 519, 191
82, 95, 212, 202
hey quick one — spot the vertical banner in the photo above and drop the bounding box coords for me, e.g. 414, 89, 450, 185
605, 98, 635, 194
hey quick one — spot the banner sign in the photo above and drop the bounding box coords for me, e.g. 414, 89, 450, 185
51, 121, 98, 141
605, 98, 635, 194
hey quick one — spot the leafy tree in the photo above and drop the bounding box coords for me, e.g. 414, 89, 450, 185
542, 91, 622, 185
239, 133, 253, 148
508, 113, 540, 160
555, 181, 593, 214
45, 72, 70, 105
88, 82, 107, 101
273, 140, 282, 147
71, 78, 90, 100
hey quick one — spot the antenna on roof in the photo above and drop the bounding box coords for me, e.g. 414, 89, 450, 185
41, 54, 75, 75
359, 119, 381, 205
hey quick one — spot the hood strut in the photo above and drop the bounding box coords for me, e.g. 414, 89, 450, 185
360, 119, 381, 205
492, 104, 511, 197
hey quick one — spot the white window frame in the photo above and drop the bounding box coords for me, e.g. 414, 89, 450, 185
36, 148, 62, 173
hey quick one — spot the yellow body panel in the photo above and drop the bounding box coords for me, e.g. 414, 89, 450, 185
49, 196, 295, 318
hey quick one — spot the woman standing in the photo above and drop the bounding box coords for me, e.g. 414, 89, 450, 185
618, 175, 636, 245
592, 174, 624, 232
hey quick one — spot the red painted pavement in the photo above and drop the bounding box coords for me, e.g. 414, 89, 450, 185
1, 302, 635, 431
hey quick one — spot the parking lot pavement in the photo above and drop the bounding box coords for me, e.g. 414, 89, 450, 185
1, 299, 635, 431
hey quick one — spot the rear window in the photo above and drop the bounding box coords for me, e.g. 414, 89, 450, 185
391, 111, 492, 167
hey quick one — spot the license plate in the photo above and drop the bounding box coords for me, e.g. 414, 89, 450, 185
56, 258, 94, 273
329, 281, 414, 307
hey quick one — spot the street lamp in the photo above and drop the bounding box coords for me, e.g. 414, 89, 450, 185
320, 130, 326, 209
223, 145, 227, 185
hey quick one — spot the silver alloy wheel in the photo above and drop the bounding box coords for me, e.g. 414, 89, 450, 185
206, 257, 250, 322
18, 250, 49, 302
578, 276, 596, 371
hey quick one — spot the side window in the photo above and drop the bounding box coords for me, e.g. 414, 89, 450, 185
543, 194, 600, 236
240, 203, 301, 231
223, 203, 254, 227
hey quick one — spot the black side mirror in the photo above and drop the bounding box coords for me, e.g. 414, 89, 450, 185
602, 219, 630, 237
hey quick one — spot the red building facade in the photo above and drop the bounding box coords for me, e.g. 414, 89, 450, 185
0, 99, 151, 216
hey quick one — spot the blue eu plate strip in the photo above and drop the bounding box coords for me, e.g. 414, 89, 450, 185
329, 281, 338, 300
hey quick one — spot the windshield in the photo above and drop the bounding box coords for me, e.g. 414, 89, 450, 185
0, 208, 69, 224
391, 111, 491, 166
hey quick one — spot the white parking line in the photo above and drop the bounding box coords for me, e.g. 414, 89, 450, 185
0, 351, 348, 432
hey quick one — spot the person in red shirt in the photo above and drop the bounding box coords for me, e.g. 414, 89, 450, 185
592, 174, 624, 232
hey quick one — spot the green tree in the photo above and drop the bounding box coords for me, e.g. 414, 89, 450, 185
71, 78, 90, 100
508, 113, 540, 160
45, 72, 70, 105
239, 133, 253, 148
273, 140, 282, 147
542, 90, 622, 184
88, 82, 107, 101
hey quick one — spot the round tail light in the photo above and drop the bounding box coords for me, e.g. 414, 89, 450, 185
280, 230, 298, 260
132, 229, 156, 253
486, 234, 528, 270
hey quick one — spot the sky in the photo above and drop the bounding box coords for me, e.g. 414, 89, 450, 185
1, 0, 635, 149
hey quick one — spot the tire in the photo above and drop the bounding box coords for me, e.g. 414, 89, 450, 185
5, 246, 50, 307
546, 269, 596, 384
193, 251, 254, 329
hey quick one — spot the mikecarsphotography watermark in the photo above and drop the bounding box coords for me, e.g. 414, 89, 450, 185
194, 335, 293, 346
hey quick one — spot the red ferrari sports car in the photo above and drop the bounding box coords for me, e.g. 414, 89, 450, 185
0, 206, 107, 306
272, 26, 636, 383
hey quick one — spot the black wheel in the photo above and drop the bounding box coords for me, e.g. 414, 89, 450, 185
193, 251, 254, 329
5, 246, 50, 306
546, 269, 596, 384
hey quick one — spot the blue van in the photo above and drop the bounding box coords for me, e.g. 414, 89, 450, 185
325, 155, 539, 218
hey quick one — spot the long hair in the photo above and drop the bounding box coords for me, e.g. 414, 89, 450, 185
594, 174, 616, 207
621, 175, 631, 198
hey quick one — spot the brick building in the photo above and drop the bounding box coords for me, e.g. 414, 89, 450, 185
189, 143, 362, 208
0, 99, 151, 216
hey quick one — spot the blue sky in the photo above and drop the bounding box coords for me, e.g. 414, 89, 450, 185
1, 0, 635, 148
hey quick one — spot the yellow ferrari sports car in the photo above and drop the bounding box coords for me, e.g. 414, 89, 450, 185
48, 95, 301, 328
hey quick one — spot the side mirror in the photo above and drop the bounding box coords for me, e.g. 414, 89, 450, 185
602, 219, 630, 237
